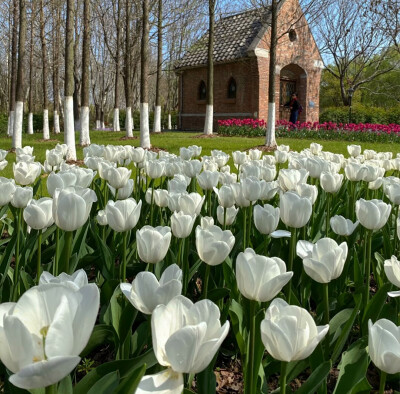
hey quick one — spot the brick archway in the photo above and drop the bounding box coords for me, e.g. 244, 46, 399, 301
279, 64, 307, 122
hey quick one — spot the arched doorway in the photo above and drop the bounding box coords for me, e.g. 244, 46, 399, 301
279, 64, 307, 122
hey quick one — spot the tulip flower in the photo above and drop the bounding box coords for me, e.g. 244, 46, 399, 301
176, 193, 204, 216
275, 150, 288, 164
136, 226, 172, 264
384, 256, 400, 297
145, 160, 165, 179
104, 166, 132, 190
217, 205, 238, 227
241, 176, 265, 202
347, 144, 361, 157
368, 318, 400, 391
296, 183, 318, 205
108, 179, 134, 200
180, 147, 194, 160
232, 150, 247, 166
320, 172, 343, 193
230, 183, 251, 208
236, 248, 292, 302
278, 168, 309, 192
0, 149, 7, 161
23, 198, 54, 231
0, 177, 16, 206
182, 159, 202, 178
47, 171, 78, 197
280, 191, 312, 228
168, 175, 189, 194
11, 186, 33, 208
344, 162, 367, 182
0, 160, 8, 171
248, 148, 262, 160
330, 215, 359, 236
355, 199, 391, 231
121, 264, 182, 314
196, 170, 219, 190
53, 187, 97, 232
0, 282, 99, 389
171, 211, 196, 239
261, 298, 329, 362
105, 198, 142, 232
310, 142, 323, 155
213, 185, 235, 208
253, 204, 280, 235
13, 161, 41, 185
195, 224, 235, 266
39, 269, 89, 290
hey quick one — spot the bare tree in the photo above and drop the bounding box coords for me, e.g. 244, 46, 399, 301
315, 0, 399, 106
7, 0, 18, 137
124, 0, 134, 137
153, 0, 162, 133
203, 0, 215, 135
40, 0, 50, 139
140, 0, 151, 147
113, 0, 121, 132
52, 0, 61, 134
64, 0, 76, 160
80, 0, 91, 145
27, 0, 34, 135
12, 0, 26, 149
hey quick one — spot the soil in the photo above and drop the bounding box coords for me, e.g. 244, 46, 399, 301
244, 144, 277, 152
66, 159, 85, 166
119, 136, 138, 140
190, 134, 220, 139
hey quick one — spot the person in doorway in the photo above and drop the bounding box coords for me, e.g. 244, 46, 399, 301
285, 93, 302, 124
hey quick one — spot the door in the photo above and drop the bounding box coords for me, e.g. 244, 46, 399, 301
279, 79, 297, 121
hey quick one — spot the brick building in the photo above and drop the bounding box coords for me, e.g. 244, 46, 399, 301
175, 0, 323, 130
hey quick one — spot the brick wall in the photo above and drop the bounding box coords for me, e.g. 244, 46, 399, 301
178, 0, 322, 130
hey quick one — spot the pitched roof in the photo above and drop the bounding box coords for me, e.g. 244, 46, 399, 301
175, 8, 270, 70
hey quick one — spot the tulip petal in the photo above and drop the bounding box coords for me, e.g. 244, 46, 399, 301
9, 356, 80, 390
136, 369, 184, 394
388, 290, 400, 298
270, 230, 291, 238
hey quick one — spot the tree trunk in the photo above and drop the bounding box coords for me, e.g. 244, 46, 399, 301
204, 0, 215, 135
123, 0, 133, 137
64, 0, 76, 160
12, 0, 26, 149
8, 0, 19, 137
265, 0, 278, 148
113, 0, 121, 132
40, 0, 49, 140
52, 0, 61, 133
27, 0, 34, 135
80, 0, 91, 145
153, 0, 162, 133
140, 0, 150, 147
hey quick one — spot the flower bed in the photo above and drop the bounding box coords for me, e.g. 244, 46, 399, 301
218, 118, 400, 142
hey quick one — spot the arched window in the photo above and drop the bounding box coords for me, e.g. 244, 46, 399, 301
227, 77, 237, 99
198, 80, 207, 100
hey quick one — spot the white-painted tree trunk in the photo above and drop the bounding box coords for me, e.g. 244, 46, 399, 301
168, 113, 172, 130
265, 102, 277, 148
80, 106, 90, 146
113, 108, 120, 131
96, 120, 101, 130
74, 119, 81, 132
27, 113, 33, 134
101, 121, 105, 129
203, 104, 213, 135
54, 111, 60, 134
125, 107, 133, 137
64, 96, 77, 160
12, 101, 24, 149
153, 105, 161, 133
7, 111, 14, 136
43, 109, 50, 140
140, 103, 151, 148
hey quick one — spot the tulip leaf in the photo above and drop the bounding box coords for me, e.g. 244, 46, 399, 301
373, 252, 385, 288
331, 294, 362, 363
295, 360, 331, 394
328, 308, 353, 346
113, 364, 146, 394
0, 229, 17, 289
72, 220, 90, 261
57, 375, 73, 394
131, 320, 151, 356
87, 371, 120, 394
207, 287, 230, 303
80, 324, 119, 357
332, 337, 370, 394
197, 363, 217, 394
188, 259, 202, 282
74, 351, 156, 394
361, 282, 392, 334
229, 300, 246, 356
183, 390, 195, 394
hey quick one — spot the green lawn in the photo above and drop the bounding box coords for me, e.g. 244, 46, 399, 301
1, 130, 400, 179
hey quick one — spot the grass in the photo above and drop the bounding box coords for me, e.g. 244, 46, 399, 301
1, 130, 400, 179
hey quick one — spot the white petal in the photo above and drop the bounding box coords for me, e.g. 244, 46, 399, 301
136, 369, 184, 394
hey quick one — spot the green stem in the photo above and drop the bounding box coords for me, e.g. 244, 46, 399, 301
325, 193, 331, 237
45, 384, 57, 394
150, 181, 155, 226
379, 371, 387, 394
207, 189, 212, 216
12, 209, 22, 301
203, 264, 211, 299
121, 231, 128, 282
364, 230, 372, 310
64, 231, 74, 274
247, 205, 253, 247
54, 227, 60, 276
177, 238, 184, 268
280, 361, 288, 394
323, 283, 329, 325
286, 227, 297, 304
394, 205, 399, 255
243, 208, 247, 249
245, 300, 257, 394
223, 207, 227, 230
182, 237, 189, 294
115, 188, 119, 201
36, 231, 42, 285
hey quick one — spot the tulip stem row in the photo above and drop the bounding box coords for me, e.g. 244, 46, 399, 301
45, 384, 57, 394
379, 371, 387, 394
280, 361, 288, 394
120, 231, 128, 281
245, 300, 257, 394
203, 264, 210, 299
36, 231, 42, 285
64, 231, 73, 275
12, 209, 22, 301
364, 230, 372, 311
286, 227, 297, 304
